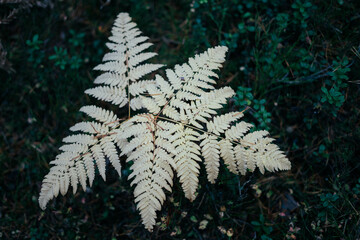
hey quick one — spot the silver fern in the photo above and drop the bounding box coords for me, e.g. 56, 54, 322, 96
39, 12, 291, 232
39, 12, 162, 210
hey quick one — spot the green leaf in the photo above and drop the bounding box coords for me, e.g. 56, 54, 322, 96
251, 221, 261, 226
321, 87, 328, 94
190, 216, 198, 223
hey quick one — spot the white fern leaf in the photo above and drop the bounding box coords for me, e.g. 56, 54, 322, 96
165, 69, 182, 90
129, 80, 155, 96
128, 42, 153, 56
93, 72, 127, 87
86, 12, 163, 110
130, 97, 144, 110
162, 105, 181, 121
233, 144, 250, 175
62, 134, 96, 145
70, 121, 109, 134
154, 75, 174, 98
76, 160, 88, 191
118, 115, 175, 231
129, 63, 164, 81
172, 124, 201, 201
40, 12, 291, 233
69, 167, 78, 194
127, 35, 148, 48
83, 153, 95, 187
143, 46, 230, 127
59, 172, 70, 196
101, 136, 121, 176
91, 144, 106, 181
79, 105, 118, 125
129, 52, 158, 67
59, 143, 88, 153
102, 52, 125, 62
93, 61, 127, 74
39, 11, 164, 214
225, 121, 253, 140
39, 171, 61, 209
141, 97, 161, 114
85, 86, 128, 107
104, 43, 127, 53
219, 139, 237, 174
200, 134, 220, 183
206, 112, 243, 135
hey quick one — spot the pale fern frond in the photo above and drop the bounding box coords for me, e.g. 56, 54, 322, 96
69, 121, 109, 134
83, 153, 95, 187
87, 12, 163, 109
128, 42, 153, 56
62, 134, 96, 145
200, 134, 220, 183
129, 63, 164, 81
219, 139, 237, 174
129, 96, 144, 111
91, 144, 106, 180
225, 121, 253, 140
59, 143, 88, 153
93, 72, 126, 87
143, 46, 232, 129
116, 115, 175, 231
85, 86, 128, 107
93, 60, 127, 74
79, 105, 119, 125
39, 126, 119, 210
129, 80, 156, 96
206, 112, 244, 135
100, 136, 121, 176
142, 46, 290, 206
171, 124, 202, 201
129, 52, 158, 67
76, 160, 88, 191
40, 12, 291, 233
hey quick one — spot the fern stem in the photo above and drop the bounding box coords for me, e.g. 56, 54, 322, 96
154, 94, 174, 122
125, 53, 131, 119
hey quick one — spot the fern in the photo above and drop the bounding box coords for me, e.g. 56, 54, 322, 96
39, 12, 162, 210
39, 12, 291, 231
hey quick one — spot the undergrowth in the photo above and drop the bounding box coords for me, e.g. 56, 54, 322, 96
0, 0, 359, 239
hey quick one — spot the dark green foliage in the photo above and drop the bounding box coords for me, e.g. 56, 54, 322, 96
1, 0, 360, 239
320, 57, 350, 116
251, 214, 273, 239
26, 34, 44, 68
234, 86, 272, 130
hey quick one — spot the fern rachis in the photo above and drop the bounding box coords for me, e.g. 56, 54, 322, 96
39, 12, 291, 232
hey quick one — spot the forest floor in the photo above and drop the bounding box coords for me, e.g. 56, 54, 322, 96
1, 0, 360, 239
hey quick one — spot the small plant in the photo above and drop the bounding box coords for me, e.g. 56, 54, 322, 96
251, 214, 273, 240
312, 144, 329, 162
291, 0, 314, 29
26, 34, 44, 67
69, 55, 82, 70
48, 45, 83, 70
48, 46, 68, 70
318, 193, 339, 221
68, 30, 85, 48
353, 178, 360, 196
39, 12, 290, 232
221, 32, 240, 51
320, 57, 350, 116
234, 86, 272, 130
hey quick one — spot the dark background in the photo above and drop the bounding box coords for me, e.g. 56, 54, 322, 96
1, 0, 360, 239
